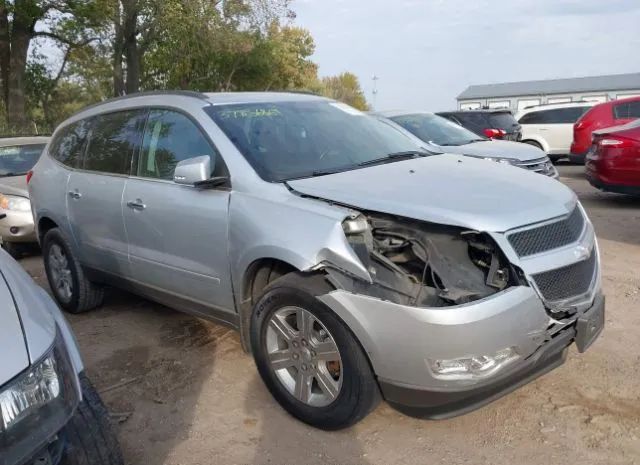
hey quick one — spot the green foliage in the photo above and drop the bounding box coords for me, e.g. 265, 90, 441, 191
5, 0, 370, 132
318, 73, 370, 111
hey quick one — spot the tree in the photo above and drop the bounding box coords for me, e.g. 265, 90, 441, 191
0, 0, 105, 131
319, 72, 369, 110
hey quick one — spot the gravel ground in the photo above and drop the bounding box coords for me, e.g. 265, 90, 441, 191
20, 163, 640, 465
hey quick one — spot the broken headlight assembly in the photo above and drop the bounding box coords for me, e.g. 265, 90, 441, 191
336, 213, 522, 307
0, 330, 80, 465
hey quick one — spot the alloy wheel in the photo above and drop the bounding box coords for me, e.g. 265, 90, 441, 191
265, 306, 343, 407
48, 243, 73, 301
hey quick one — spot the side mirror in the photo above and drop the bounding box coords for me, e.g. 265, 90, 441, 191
173, 156, 212, 185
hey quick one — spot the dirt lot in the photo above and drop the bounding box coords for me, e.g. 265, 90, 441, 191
20, 163, 640, 465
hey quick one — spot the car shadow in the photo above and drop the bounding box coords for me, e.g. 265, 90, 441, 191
244, 375, 371, 465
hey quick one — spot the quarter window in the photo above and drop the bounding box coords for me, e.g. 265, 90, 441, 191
84, 110, 146, 175
136, 110, 217, 180
613, 101, 640, 119
49, 120, 91, 167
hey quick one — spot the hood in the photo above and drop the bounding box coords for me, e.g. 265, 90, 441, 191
433, 140, 545, 162
0, 174, 28, 197
0, 266, 30, 385
287, 154, 576, 232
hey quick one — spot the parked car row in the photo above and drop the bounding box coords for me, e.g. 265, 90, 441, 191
445, 97, 640, 195
15, 91, 603, 432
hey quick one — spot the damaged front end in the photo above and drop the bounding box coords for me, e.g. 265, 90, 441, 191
326, 212, 525, 307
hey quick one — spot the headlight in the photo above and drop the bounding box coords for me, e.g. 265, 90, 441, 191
483, 157, 516, 165
0, 331, 79, 465
0, 194, 31, 212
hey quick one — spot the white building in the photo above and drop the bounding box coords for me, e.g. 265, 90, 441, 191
457, 72, 640, 111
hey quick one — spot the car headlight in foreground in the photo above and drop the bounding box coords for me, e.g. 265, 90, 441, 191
0, 330, 79, 465
0, 194, 31, 212
482, 157, 516, 165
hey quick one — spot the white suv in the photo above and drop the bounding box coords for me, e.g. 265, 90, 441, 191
516, 103, 593, 161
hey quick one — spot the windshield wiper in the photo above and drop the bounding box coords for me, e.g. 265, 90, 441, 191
0, 172, 16, 178
358, 150, 427, 167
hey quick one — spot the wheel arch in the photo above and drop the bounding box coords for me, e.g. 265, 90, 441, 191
521, 136, 548, 153
37, 216, 59, 245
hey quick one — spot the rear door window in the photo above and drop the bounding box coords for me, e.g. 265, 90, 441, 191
84, 110, 147, 175
135, 109, 219, 181
50, 120, 92, 167
613, 101, 640, 119
519, 107, 589, 125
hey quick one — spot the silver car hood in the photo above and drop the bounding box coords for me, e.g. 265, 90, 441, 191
287, 154, 576, 232
432, 140, 545, 161
0, 175, 28, 197
0, 267, 30, 386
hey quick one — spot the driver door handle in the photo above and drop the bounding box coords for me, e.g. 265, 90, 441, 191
68, 190, 82, 199
126, 199, 146, 211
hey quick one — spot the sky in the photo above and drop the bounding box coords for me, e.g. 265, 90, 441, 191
293, 0, 640, 112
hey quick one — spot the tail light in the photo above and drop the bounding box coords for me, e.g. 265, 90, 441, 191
483, 128, 505, 139
26, 170, 34, 184
598, 137, 633, 148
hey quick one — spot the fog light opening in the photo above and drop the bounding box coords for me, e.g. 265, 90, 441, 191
430, 347, 519, 380
9, 226, 19, 235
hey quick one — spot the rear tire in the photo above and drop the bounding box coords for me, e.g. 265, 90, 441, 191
43, 228, 104, 314
250, 273, 380, 430
61, 374, 124, 465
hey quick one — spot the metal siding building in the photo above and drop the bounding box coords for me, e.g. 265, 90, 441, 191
457, 72, 640, 111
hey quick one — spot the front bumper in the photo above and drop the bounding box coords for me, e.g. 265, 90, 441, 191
0, 209, 36, 244
319, 287, 604, 419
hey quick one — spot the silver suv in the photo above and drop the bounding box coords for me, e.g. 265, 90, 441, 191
29, 91, 604, 430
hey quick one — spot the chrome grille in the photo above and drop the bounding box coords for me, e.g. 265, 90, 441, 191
515, 156, 556, 177
508, 207, 585, 257
532, 251, 597, 303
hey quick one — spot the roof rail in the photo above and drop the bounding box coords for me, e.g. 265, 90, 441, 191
76, 90, 210, 114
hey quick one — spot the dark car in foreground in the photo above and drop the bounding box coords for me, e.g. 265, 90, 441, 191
586, 119, 640, 196
377, 111, 557, 177
0, 248, 123, 465
436, 109, 522, 142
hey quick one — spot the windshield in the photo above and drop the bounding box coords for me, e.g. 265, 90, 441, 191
206, 101, 423, 181
390, 113, 484, 146
0, 144, 46, 177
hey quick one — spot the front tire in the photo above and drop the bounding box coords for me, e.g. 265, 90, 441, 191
61, 374, 124, 465
42, 228, 104, 314
250, 273, 380, 430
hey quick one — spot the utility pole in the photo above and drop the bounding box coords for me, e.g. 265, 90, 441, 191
372, 75, 379, 110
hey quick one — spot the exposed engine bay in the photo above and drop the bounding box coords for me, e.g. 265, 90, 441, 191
327, 212, 522, 307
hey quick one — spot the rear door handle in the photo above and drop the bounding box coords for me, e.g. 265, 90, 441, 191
68, 190, 82, 199
126, 199, 146, 211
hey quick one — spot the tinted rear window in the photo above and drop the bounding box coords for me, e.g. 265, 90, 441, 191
613, 100, 640, 119
84, 110, 147, 175
50, 120, 91, 167
487, 112, 518, 130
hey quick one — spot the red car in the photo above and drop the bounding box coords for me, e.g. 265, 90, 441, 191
586, 119, 640, 195
570, 96, 640, 163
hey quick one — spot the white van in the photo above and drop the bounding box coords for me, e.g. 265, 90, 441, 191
516, 103, 593, 160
